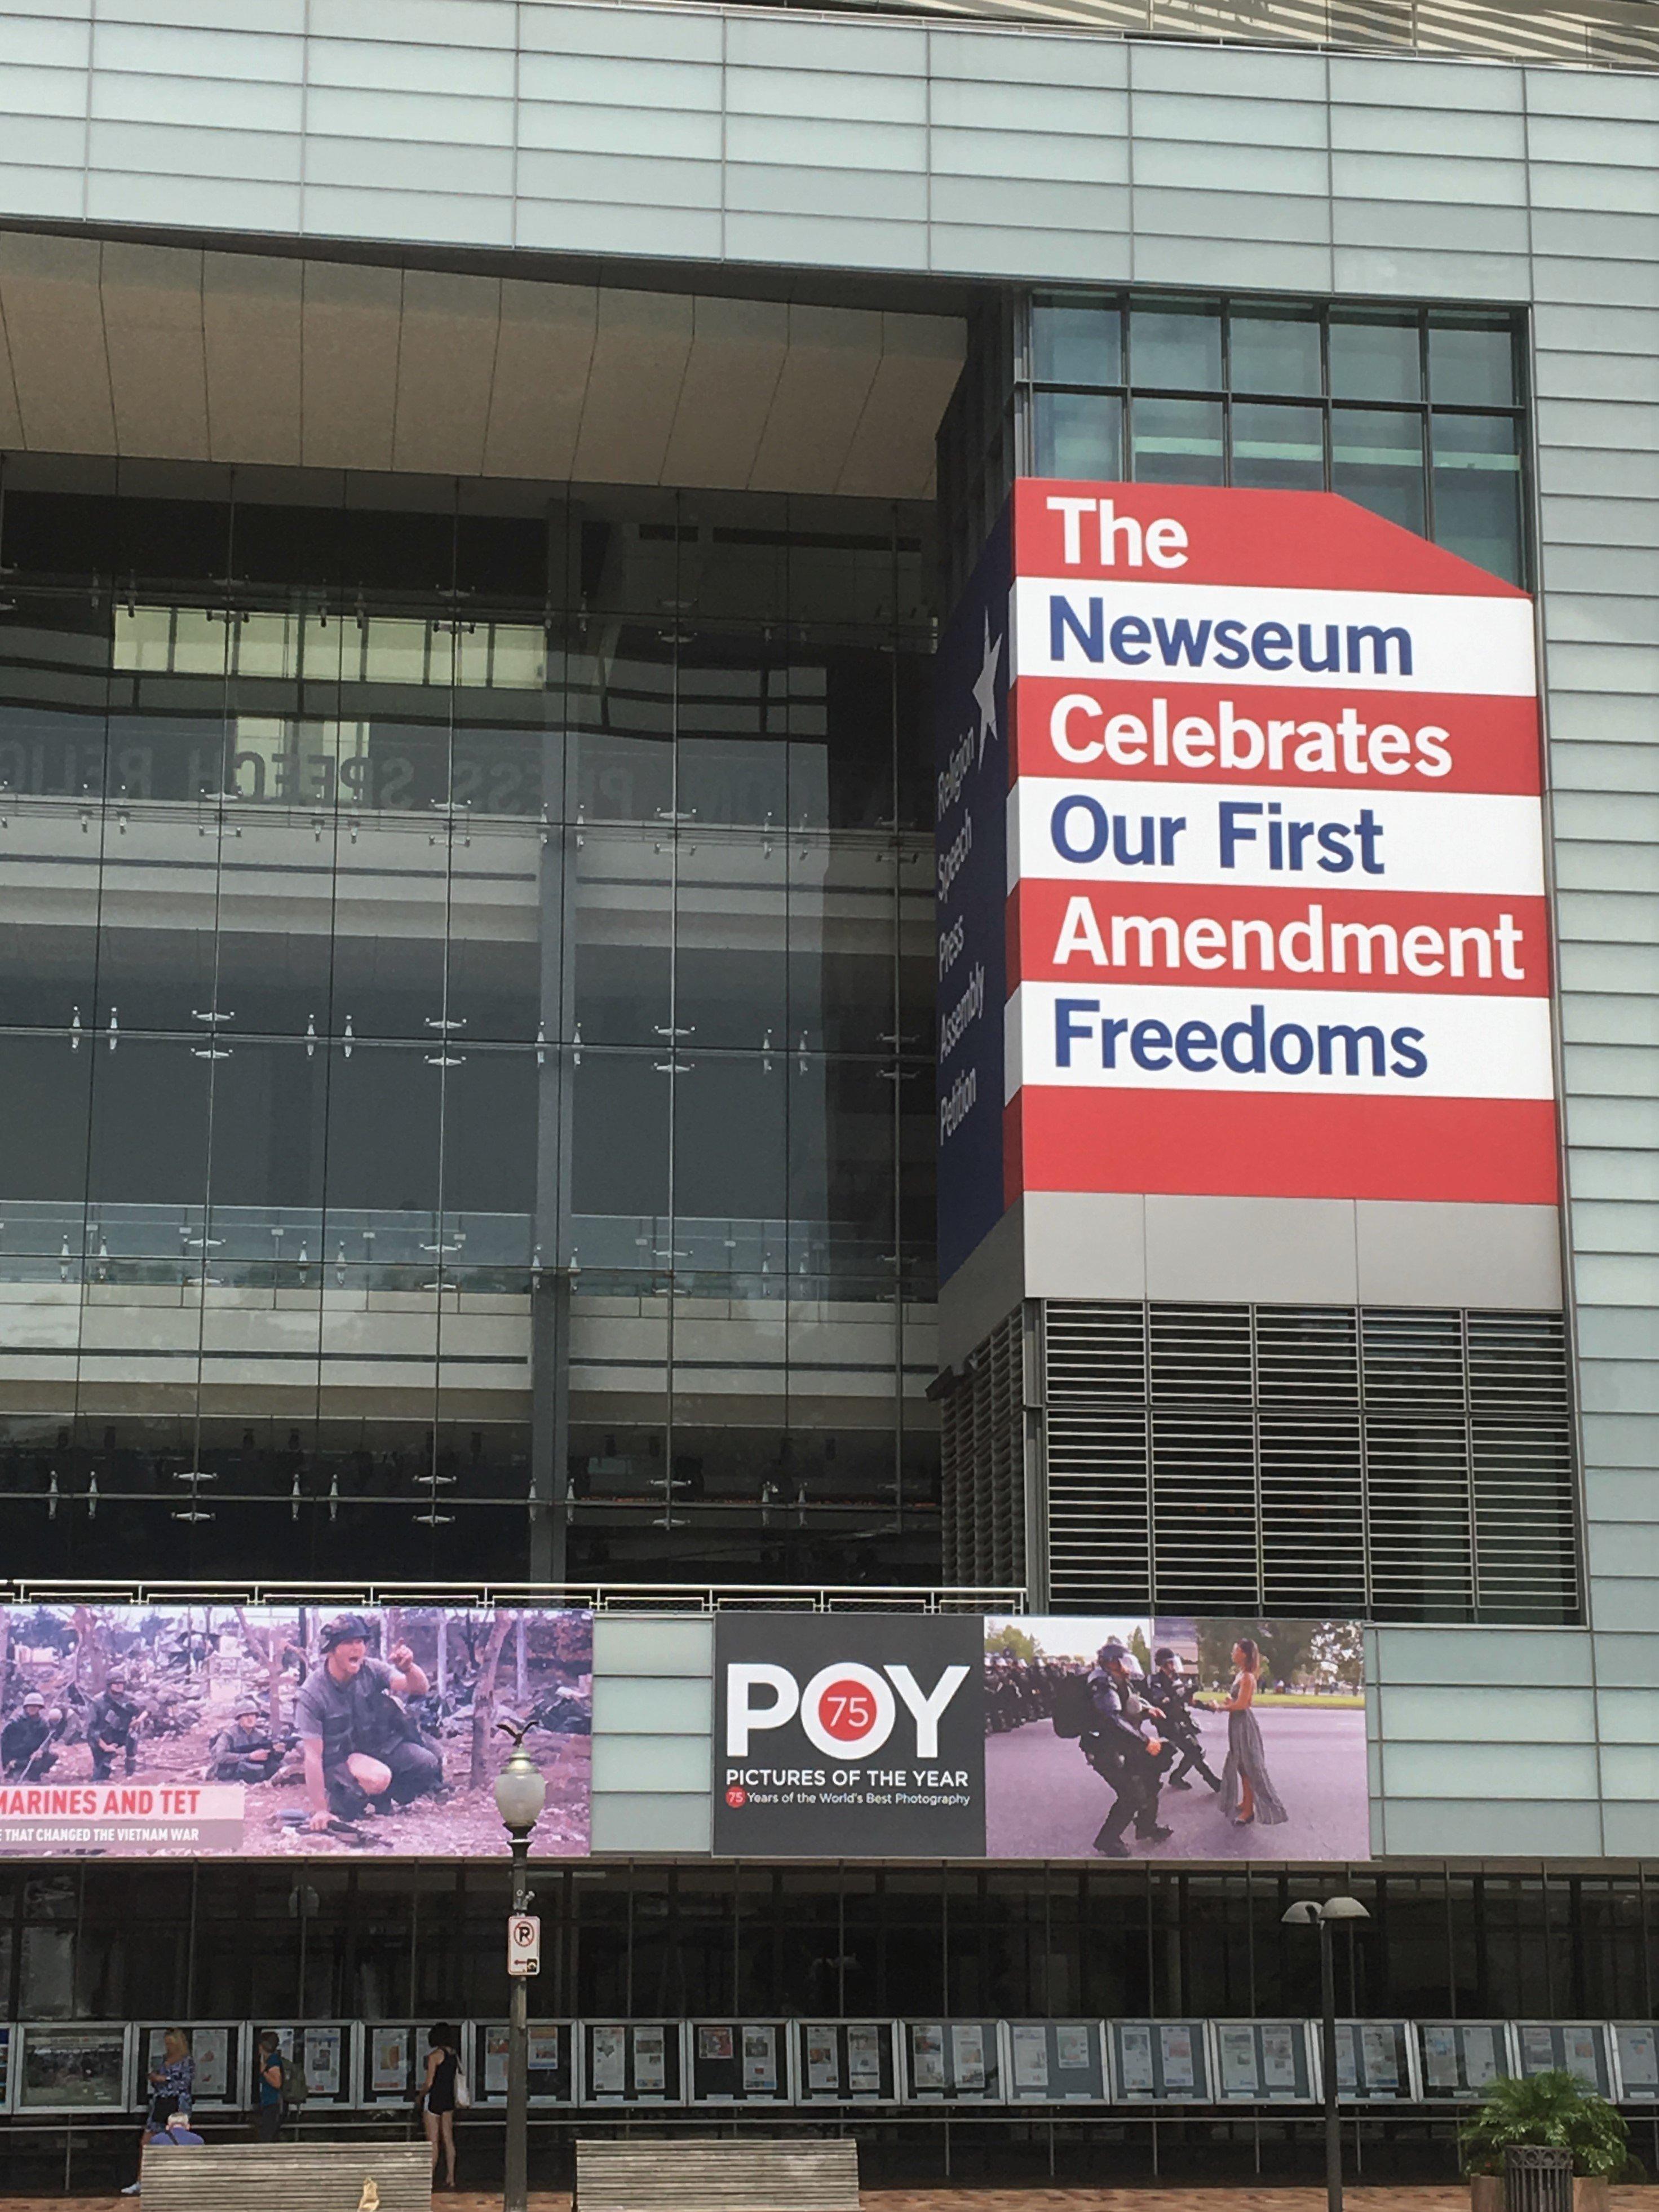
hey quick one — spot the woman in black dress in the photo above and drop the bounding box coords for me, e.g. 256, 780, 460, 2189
420, 2024, 460, 2191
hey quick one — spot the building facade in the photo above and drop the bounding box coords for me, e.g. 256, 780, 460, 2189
0, 0, 1655, 2184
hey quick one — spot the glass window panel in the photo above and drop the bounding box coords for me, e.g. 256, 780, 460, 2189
1231, 401, 1326, 491
574, 827, 672, 1047
677, 835, 789, 1051
801, 634, 894, 835
1429, 316, 1518, 408
1131, 395, 1224, 486
791, 838, 897, 1057
1033, 390, 1123, 482
446, 820, 543, 1043
0, 1036, 92, 1257
676, 630, 789, 832
567, 625, 674, 825
675, 1055, 787, 1228
1329, 312, 1422, 404
329, 818, 449, 1039
1331, 406, 1426, 534
1130, 300, 1223, 391
87, 1037, 211, 1265
1032, 297, 1122, 387
1432, 413, 1524, 585
1228, 308, 1322, 398
571, 1052, 670, 1261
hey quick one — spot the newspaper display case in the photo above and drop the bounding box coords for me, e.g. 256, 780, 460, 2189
900, 2019, 1005, 2104
1211, 2019, 1317, 2103
1106, 2019, 1213, 2103
470, 2022, 575, 2108
688, 2021, 794, 2105
1329, 2020, 1420, 2103
1514, 2021, 1615, 2098
358, 2024, 426, 2107
253, 2024, 359, 2109
1414, 2021, 1515, 2101
131, 2021, 247, 2112
791, 2020, 900, 2105
1003, 2020, 1107, 2104
1612, 2022, 1659, 2103
15, 2024, 133, 2113
578, 2021, 684, 2107
0, 2024, 12, 2115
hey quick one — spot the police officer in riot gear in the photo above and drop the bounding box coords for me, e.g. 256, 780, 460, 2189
1084, 1638, 1173, 1857
1148, 1645, 1223, 1792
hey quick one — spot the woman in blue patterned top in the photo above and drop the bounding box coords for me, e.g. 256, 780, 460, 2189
121, 2029, 194, 2193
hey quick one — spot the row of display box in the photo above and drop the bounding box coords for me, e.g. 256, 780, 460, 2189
0, 2016, 1654, 2117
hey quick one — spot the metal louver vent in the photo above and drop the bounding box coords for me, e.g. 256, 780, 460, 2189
1041, 1301, 1577, 1625
941, 1308, 1027, 1587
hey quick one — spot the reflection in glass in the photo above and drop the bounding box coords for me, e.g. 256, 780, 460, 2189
1033, 391, 1123, 482
1429, 317, 1518, 409
1432, 413, 1524, 583
1131, 396, 1225, 486
1032, 297, 1122, 387
1329, 312, 1422, 404
1231, 402, 1325, 491
1130, 301, 1223, 391
1228, 309, 1322, 398
1332, 407, 1427, 534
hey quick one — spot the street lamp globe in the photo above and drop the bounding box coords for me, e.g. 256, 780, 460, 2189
494, 1736, 546, 1838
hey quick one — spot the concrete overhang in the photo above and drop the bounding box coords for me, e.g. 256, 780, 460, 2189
0, 228, 966, 498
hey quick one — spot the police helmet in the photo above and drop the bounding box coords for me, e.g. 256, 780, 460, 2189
1154, 1646, 1177, 1666
1096, 1637, 1130, 1667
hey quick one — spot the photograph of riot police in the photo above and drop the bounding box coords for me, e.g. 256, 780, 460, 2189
983, 1616, 1368, 1860
1080, 1636, 1174, 1858
1149, 1643, 1222, 1795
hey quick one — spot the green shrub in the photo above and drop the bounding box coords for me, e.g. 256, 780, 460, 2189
1460, 2069, 1631, 2180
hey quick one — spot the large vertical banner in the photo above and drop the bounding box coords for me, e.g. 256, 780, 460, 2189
941, 480, 1555, 1278
935, 509, 1012, 1282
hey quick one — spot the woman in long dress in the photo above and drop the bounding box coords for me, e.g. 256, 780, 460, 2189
1215, 1637, 1288, 1828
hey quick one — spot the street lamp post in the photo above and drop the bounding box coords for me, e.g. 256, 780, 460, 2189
493, 1724, 546, 2212
1283, 1895, 1371, 2212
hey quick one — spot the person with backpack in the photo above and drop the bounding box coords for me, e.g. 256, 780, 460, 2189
254, 2032, 291, 2142
1077, 1638, 1174, 1858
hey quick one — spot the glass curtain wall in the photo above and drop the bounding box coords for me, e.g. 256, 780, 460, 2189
4, 1859, 1653, 2027
941, 293, 1528, 598
0, 460, 939, 1584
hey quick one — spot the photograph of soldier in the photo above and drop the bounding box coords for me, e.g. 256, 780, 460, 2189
1149, 1645, 1222, 1793
293, 1613, 443, 1831
0, 1600, 594, 1860
983, 1615, 1367, 1860
2, 1691, 60, 1780
86, 1671, 141, 1780
207, 1703, 286, 1786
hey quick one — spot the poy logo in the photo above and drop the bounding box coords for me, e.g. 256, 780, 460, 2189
725, 1659, 970, 1761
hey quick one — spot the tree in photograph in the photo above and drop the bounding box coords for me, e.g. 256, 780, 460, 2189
468, 1611, 514, 1789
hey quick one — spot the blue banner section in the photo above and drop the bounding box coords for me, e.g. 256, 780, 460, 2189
936, 507, 1011, 1284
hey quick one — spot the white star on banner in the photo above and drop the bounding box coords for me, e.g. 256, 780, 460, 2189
972, 613, 1003, 765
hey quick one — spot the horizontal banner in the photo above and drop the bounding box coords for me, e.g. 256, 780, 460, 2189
715, 1610, 1370, 1861
0, 1602, 592, 1860
1007, 981, 1555, 1098
1012, 480, 1534, 598
1013, 578, 1537, 695
1008, 885, 1550, 998
1010, 780, 1547, 897
1012, 679, 1542, 796
1010, 1089, 1560, 1206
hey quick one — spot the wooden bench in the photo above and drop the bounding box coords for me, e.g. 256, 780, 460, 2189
138, 2139, 432, 2212
576, 2136, 859, 2211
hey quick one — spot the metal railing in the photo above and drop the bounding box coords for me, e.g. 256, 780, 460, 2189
1, 1578, 1025, 1612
